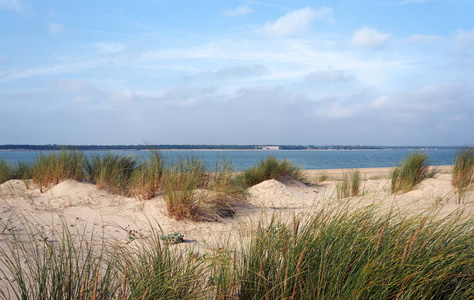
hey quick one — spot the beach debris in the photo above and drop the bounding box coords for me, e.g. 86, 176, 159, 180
160, 232, 184, 244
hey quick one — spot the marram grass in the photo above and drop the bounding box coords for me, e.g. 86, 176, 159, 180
0, 159, 13, 184
32, 149, 85, 193
240, 155, 304, 187
161, 154, 247, 221
237, 205, 474, 299
391, 152, 435, 194
336, 169, 361, 199
452, 147, 474, 203
84, 152, 138, 196
0, 204, 473, 299
129, 150, 164, 200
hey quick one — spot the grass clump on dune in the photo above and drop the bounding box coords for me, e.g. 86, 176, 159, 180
32, 149, 85, 193
13, 161, 33, 180
0, 218, 121, 299
162, 154, 208, 221
129, 151, 164, 200
0, 159, 13, 184
85, 152, 138, 196
336, 169, 361, 199
452, 147, 474, 203
238, 206, 474, 299
1, 204, 473, 299
240, 155, 303, 187
120, 227, 205, 299
391, 152, 434, 194
162, 155, 247, 221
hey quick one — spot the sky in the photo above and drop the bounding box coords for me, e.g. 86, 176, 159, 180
0, 0, 473, 146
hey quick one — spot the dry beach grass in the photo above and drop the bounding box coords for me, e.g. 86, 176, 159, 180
0, 152, 473, 299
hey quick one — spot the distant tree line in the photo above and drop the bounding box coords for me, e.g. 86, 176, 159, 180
0, 144, 459, 151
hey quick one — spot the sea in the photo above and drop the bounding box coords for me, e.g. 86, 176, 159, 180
0, 149, 457, 171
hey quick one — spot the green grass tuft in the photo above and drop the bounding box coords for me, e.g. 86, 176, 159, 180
336, 170, 361, 199
32, 149, 85, 193
240, 155, 304, 187
0, 159, 13, 184
129, 151, 164, 200
238, 206, 474, 299
0, 217, 121, 299
84, 152, 138, 195
391, 152, 433, 194
452, 147, 474, 203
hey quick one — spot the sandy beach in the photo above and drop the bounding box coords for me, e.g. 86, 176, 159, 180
0, 165, 472, 297
1, 165, 470, 248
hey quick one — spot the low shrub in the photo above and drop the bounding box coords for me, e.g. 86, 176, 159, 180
391, 152, 432, 194
240, 156, 303, 187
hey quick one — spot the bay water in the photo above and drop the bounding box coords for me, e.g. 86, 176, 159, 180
0, 149, 456, 171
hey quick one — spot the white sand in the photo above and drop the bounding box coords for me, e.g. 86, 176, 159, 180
0, 166, 472, 285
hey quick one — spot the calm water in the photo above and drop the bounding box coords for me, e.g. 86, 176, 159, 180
0, 149, 456, 171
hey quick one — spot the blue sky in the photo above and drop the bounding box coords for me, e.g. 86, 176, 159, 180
1, 0, 473, 146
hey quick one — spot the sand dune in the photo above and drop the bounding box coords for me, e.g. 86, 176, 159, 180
0, 167, 471, 248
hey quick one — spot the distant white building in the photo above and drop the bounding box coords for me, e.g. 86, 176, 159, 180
258, 146, 280, 150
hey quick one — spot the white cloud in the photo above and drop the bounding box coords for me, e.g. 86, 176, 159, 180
189, 64, 267, 80
94, 42, 127, 54
0, 53, 6, 61
351, 27, 390, 49
225, 5, 251, 16
452, 29, 474, 52
47, 22, 63, 35
263, 6, 333, 37
54, 79, 93, 92
107, 89, 135, 103
0, 0, 22, 11
0, 60, 105, 83
406, 34, 442, 43
305, 70, 353, 83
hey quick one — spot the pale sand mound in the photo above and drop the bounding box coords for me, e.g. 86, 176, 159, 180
0, 168, 472, 255
248, 175, 320, 209
0, 180, 30, 198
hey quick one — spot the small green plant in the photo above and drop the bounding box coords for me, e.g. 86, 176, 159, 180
160, 232, 185, 245
240, 156, 303, 187
0, 159, 13, 184
391, 152, 431, 194
452, 147, 474, 204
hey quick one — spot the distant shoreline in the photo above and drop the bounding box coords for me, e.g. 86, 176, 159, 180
0, 147, 459, 152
